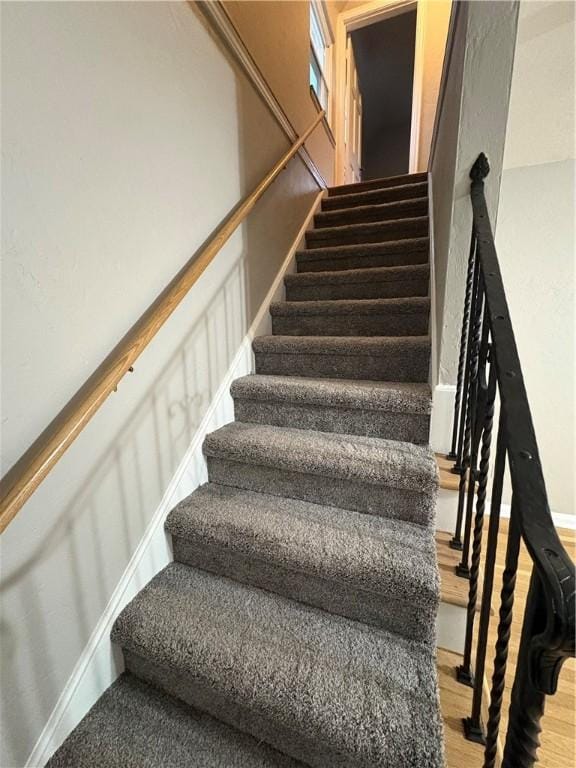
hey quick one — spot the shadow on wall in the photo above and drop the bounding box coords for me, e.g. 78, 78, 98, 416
0, 3, 318, 765
0, 260, 242, 748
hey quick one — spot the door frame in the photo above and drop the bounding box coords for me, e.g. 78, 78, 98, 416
333, 0, 422, 184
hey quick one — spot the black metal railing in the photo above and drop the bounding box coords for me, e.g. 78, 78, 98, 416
446, 153, 575, 767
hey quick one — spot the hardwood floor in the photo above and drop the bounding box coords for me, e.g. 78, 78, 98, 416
436, 518, 575, 767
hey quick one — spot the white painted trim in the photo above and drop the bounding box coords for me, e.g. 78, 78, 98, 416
436, 601, 466, 654
430, 383, 456, 455
427, 171, 438, 389
26, 192, 325, 768
497, 503, 576, 532
409, 1, 426, 173
312, 0, 335, 46
436, 486, 576, 534
334, 0, 419, 185
199, 1, 327, 190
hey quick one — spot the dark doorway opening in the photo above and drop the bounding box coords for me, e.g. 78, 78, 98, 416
351, 10, 417, 180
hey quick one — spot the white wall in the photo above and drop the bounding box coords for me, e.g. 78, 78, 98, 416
432, 0, 519, 386
495, 1, 575, 517
0, 3, 320, 766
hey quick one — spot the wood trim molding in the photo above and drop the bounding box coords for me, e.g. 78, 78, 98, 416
309, 86, 336, 148
199, 0, 328, 190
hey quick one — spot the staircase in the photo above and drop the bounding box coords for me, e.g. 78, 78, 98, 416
48, 171, 444, 768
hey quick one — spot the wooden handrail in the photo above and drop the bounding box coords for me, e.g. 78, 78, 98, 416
0, 111, 325, 533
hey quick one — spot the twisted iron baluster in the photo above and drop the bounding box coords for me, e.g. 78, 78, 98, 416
457, 309, 490, 579
459, 360, 497, 740
483, 512, 521, 768
468, 410, 507, 744
450, 259, 482, 552
448, 232, 477, 464
501, 571, 546, 767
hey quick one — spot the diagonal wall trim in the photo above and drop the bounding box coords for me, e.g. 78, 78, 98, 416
198, 1, 327, 190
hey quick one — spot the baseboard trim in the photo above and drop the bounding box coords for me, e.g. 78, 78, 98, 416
430, 383, 456, 454
26, 191, 324, 768
497, 502, 576, 531
436, 487, 576, 533
199, 1, 327, 191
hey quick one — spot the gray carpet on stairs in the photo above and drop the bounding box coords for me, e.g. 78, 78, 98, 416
203, 422, 438, 524
232, 374, 431, 442
314, 197, 428, 228
270, 297, 430, 336
166, 482, 439, 641
47, 170, 444, 768
328, 171, 428, 196
305, 216, 428, 248
295, 237, 429, 272
322, 181, 428, 210
285, 264, 430, 301
47, 674, 304, 768
112, 564, 444, 768
254, 335, 430, 381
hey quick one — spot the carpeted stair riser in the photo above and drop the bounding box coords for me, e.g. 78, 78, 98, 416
328, 171, 428, 197
232, 375, 431, 443
285, 264, 430, 301
46, 674, 304, 768
254, 335, 430, 382
112, 564, 444, 768
306, 216, 428, 248
296, 237, 429, 272
206, 458, 435, 525
234, 398, 430, 443
203, 423, 437, 525
270, 298, 430, 337
314, 197, 428, 229
167, 484, 439, 642
322, 181, 428, 211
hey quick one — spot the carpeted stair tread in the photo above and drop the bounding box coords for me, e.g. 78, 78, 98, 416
232, 374, 431, 413
270, 297, 430, 316
232, 375, 431, 442
295, 237, 429, 272
285, 263, 429, 301
314, 197, 428, 228
203, 422, 437, 495
47, 674, 303, 768
306, 216, 428, 248
166, 483, 439, 641
328, 171, 428, 197
254, 335, 430, 382
322, 181, 428, 211
270, 297, 430, 336
111, 563, 444, 768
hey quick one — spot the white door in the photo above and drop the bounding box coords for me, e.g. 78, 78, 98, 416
343, 36, 363, 184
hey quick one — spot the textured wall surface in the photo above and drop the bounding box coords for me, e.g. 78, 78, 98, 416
0, 3, 319, 765
496, 1, 575, 516
431, 1, 519, 385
